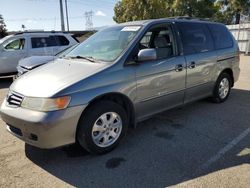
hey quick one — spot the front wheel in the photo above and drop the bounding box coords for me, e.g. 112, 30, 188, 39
77, 101, 128, 154
212, 73, 232, 103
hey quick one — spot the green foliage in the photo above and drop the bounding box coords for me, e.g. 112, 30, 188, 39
113, 0, 250, 24
172, 0, 217, 18
113, 0, 169, 23
0, 14, 7, 38
216, 0, 250, 24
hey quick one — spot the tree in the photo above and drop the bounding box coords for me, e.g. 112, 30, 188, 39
114, 0, 218, 23
172, 0, 217, 18
113, 0, 169, 23
0, 14, 7, 38
113, 0, 250, 24
216, 0, 250, 24
230, 0, 250, 24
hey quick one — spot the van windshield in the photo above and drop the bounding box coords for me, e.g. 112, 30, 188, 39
66, 25, 141, 62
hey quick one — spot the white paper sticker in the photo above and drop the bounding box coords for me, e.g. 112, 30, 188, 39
121, 26, 141, 32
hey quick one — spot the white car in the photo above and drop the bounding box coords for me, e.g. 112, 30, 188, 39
16, 44, 78, 77
0, 32, 78, 76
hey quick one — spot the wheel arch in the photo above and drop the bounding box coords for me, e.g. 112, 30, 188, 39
76, 92, 136, 133
220, 68, 234, 87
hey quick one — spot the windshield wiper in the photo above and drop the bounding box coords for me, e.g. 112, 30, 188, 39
68, 56, 96, 62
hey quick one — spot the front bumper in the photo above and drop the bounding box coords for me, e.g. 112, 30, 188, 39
0, 99, 86, 149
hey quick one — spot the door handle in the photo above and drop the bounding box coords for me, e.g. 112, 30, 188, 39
175, 64, 183, 72
188, 62, 196, 69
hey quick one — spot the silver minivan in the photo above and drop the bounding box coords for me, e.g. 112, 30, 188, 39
0, 18, 240, 154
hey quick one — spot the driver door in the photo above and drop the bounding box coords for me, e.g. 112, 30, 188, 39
134, 23, 186, 120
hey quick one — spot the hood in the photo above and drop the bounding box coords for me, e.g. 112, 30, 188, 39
11, 58, 109, 97
18, 56, 56, 69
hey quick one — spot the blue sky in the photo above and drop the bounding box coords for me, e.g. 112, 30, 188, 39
1, 0, 119, 31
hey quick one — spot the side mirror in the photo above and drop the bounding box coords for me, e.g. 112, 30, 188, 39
137, 48, 157, 62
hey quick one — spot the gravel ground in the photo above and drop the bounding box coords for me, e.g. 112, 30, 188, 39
0, 55, 250, 188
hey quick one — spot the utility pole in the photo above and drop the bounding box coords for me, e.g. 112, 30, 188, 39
59, 0, 65, 31
65, 0, 69, 32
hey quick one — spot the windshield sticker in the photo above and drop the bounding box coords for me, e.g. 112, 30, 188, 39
121, 26, 141, 32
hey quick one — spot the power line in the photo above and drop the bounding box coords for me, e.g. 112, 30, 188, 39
27, 0, 117, 8
67, 0, 116, 8
5, 16, 83, 22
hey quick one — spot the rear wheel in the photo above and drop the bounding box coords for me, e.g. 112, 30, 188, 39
77, 101, 128, 154
212, 73, 232, 103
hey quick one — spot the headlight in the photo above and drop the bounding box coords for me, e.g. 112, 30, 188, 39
21, 96, 71, 111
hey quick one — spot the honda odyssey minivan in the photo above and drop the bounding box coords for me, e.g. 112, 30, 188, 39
0, 18, 240, 154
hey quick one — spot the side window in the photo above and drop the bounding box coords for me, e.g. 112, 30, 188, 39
55, 36, 70, 46
139, 24, 175, 59
140, 32, 152, 48
31, 36, 57, 48
4, 38, 25, 50
46, 36, 57, 47
208, 24, 233, 49
177, 22, 214, 55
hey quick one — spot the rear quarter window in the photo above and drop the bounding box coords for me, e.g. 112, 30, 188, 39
207, 24, 233, 50
55, 36, 70, 46
177, 22, 214, 55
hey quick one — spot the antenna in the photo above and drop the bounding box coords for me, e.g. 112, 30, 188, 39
85, 11, 93, 30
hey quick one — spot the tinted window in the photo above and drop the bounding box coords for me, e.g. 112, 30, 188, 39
31, 36, 57, 48
177, 22, 214, 54
4, 38, 25, 50
55, 36, 69, 46
208, 24, 233, 49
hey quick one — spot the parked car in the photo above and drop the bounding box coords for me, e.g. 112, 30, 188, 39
16, 44, 78, 77
0, 31, 78, 76
0, 18, 240, 154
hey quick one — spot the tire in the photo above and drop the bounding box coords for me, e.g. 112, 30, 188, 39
211, 72, 232, 103
77, 100, 128, 154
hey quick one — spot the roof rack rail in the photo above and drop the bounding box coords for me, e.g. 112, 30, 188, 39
169, 16, 210, 21
14, 31, 70, 35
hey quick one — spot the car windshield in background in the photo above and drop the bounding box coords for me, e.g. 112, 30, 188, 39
66, 25, 141, 62
56, 44, 78, 58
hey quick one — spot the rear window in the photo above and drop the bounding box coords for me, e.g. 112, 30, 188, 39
177, 22, 214, 55
207, 24, 233, 50
31, 36, 57, 48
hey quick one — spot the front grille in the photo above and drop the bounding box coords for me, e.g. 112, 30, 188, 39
6, 92, 23, 107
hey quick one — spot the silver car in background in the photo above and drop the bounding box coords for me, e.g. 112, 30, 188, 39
0, 18, 240, 154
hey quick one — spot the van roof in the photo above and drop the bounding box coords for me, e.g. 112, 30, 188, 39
119, 17, 223, 26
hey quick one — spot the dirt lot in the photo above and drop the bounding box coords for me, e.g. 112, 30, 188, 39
0, 55, 250, 188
